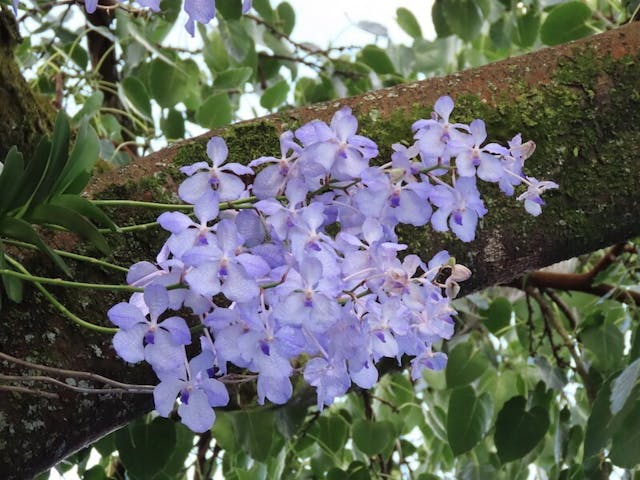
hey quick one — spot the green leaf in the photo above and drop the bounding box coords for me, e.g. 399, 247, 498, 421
611, 358, 640, 415
73, 91, 104, 124
432, 0, 453, 37
396, 7, 422, 39
82, 466, 108, 480
275, 402, 308, 439
489, 17, 513, 51
260, 80, 289, 110
0, 251, 23, 303
610, 396, 640, 467
28, 204, 110, 255
583, 380, 612, 459
214, 67, 253, 89
92, 430, 117, 457
121, 76, 152, 120
276, 2, 296, 36
211, 411, 237, 451
196, 93, 232, 128
540, 1, 595, 46
253, 0, 275, 21
445, 342, 489, 388
149, 59, 190, 108
358, 45, 396, 75
482, 297, 512, 334
0, 147, 25, 215
441, 0, 483, 42
50, 195, 116, 230
161, 109, 185, 140
582, 314, 624, 372
115, 417, 177, 480
31, 112, 71, 205
204, 32, 230, 72
61, 43, 88, 70
11, 137, 51, 214
217, 0, 243, 19
157, 422, 195, 478
53, 121, 100, 196
447, 385, 493, 454
100, 114, 123, 142
0, 217, 69, 276
311, 414, 349, 454
219, 18, 254, 62
232, 410, 278, 462
352, 419, 396, 456
513, 7, 540, 48
458, 462, 499, 480
494, 396, 549, 463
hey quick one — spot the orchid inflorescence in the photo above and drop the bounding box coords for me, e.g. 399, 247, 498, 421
107, 96, 558, 432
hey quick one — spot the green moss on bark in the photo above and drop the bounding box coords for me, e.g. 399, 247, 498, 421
0, 12, 54, 159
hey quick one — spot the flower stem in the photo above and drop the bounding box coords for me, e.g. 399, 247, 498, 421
2, 256, 117, 334
0, 269, 143, 292
92, 199, 194, 210
2, 238, 128, 272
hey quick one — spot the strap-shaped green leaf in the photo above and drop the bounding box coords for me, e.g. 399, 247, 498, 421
31, 112, 71, 205
0, 147, 25, 215
52, 121, 100, 196
28, 204, 110, 255
50, 195, 117, 231
11, 137, 51, 215
0, 217, 70, 276
0, 249, 23, 303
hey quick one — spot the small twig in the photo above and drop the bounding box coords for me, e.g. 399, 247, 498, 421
0, 352, 153, 390
0, 374, 152, 395
545, 289, 578, 331
370, 394, 400, 413
524, 286, 536, 356
3, 255, 118, 334
0, 384, 59, 399
518, 244, 640, 306
528, 289, 595, 402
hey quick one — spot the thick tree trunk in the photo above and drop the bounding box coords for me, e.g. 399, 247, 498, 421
1, 23, 640, 479
0, 10, 54, 159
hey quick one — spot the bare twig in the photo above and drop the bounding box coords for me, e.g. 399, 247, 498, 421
0, 351, 154, 390
0, 374, 152, 395
528, 289, 595, 402
519, 244, 640, 306
0, 384, 59, 399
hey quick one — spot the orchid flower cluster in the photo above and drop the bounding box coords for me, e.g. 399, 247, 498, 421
107, 96, 557, 433
12, 0, 253, 37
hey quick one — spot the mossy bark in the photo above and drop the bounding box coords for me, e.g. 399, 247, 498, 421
1, 23, 640, 479
0, 10, 54, 159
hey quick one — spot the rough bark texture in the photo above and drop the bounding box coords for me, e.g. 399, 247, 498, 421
1, 23, 640, 479
0, 10, 54, 159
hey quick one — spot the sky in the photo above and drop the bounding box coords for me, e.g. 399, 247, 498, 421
285, 0, 436, 46
47, 2, 435, 479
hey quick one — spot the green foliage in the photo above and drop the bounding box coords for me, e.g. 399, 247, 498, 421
0, 113, 114, 305
540, 2, 596, 46
396, 7, 423, 39
494, 395, 550, 463
446, 385, 493, 454
445, 342, 489, 388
